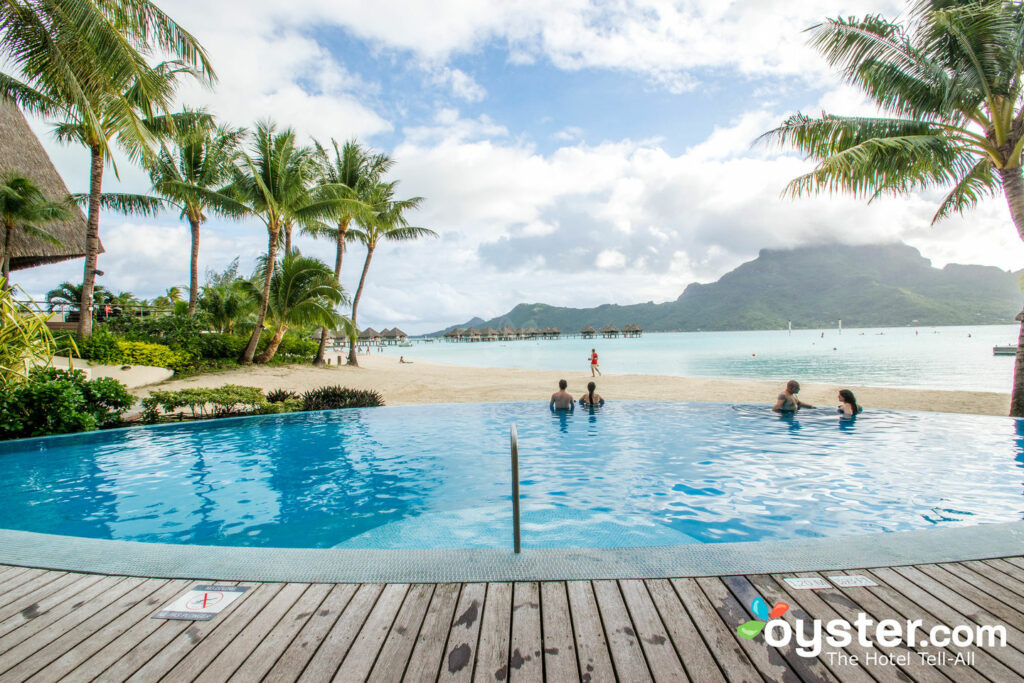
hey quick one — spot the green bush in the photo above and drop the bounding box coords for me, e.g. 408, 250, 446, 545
141, 384, 267, 422
192, 333, 248, 360
74, 331, 121, 364
266, 388, 298, 403
302, 386, 384, 411
0, 368, 134, 439
259, 396, 304, 414
259, 332, 317, 359
115, 341, 194, 372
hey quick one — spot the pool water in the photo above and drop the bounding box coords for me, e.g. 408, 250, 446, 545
0, 402, 1021, 549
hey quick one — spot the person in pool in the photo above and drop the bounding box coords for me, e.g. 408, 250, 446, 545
579, 381, 605, 407
837, 389, 862, 416
550, 379, 575, 412
772, 380, 815, 412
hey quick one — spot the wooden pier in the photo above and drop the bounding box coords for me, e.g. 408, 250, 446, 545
0, 557, 1022, 681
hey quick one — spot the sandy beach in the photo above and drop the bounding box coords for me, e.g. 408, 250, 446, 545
143, 354, 1011, 416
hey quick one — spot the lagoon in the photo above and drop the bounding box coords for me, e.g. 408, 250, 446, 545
393, 325, 1019, 393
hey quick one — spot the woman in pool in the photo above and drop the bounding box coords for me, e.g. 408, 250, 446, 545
579, 381, 605, 407
838, 389, 862, 416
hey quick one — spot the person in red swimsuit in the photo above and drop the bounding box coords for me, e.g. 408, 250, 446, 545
590, 348, 602, 377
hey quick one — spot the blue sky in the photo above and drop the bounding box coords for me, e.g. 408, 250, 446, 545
12, 0, 1024, 333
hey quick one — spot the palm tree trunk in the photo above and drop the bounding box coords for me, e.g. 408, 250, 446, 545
285, 224, 292, 256
240, 226, 279, 363
187, 216, 201, 316
256, 324, 287, 363
346, 245, 374, 367
1, 223, 10, 288
78, 145, 104, 338
314, 218, 350, 366
1001, 167, 1024, 417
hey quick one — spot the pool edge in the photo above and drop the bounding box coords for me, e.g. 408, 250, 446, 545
2, 522, 1022, 582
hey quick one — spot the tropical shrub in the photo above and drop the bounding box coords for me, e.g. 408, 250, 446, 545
0, 280, 58, 388
262, 332, 318, 359
141, 384, 267, 422
73, 331, 121, 364
302, 386, 384, 411
259, 396, 304, 414
266, 388, 297, 403
0, 368, 134, 439
115, 341, 193, 372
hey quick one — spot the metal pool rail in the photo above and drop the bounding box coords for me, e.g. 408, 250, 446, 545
511, 423, 521, 554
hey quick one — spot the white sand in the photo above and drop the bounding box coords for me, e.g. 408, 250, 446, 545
143, 354, 1011, 416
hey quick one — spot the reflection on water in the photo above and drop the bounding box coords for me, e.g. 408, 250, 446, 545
0, 402, 1021, 549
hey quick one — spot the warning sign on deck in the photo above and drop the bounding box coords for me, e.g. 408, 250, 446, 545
154, 585, 250, 621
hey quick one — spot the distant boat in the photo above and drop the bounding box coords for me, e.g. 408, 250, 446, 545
994, 345, 1017, 356
398, 342, 413, 347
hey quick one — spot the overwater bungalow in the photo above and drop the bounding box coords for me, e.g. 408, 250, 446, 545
465, 328, 482, 342
359, 327, 381, 344
525, 327, 539, 339
515, 327, 526, 340
623, 324, 643, 338
580, 325, 597, 339
500, 325, 516, 341
601, 324, 620, 338
392, 328, 408, 343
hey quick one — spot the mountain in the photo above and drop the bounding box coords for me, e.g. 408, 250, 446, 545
432, 243, 1022, 334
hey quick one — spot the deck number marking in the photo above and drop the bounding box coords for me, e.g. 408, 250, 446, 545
782, 577, 831, 590
827, 575, 878, 587
154, 585, 250, 621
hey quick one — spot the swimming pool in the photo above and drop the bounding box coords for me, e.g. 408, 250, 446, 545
0, 402, 1021, 549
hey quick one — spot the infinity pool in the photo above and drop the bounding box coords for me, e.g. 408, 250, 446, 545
0, 402, 1021, 549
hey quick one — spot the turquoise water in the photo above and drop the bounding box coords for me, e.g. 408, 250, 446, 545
391, 325, 1019, 393
1, 402, 1021, 549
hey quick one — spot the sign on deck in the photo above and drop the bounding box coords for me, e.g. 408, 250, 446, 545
782, 577, 831, 590
827, 574, 878, 587
154, 585, 250, 621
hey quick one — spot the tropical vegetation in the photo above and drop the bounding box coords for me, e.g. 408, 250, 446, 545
0, 279, 59, 388
762, 0, 1024, 415
0, 173, 70, 282
0, 367, 134, 439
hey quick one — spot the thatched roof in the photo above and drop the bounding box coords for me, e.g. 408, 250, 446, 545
359, 327, 380, 339
623, 324, 643, 332
1, 101, 93, 271
601, 324, 620, 333
392, 328, 407, 337
581, 325, 596, 333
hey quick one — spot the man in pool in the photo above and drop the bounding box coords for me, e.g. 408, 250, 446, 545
772, 380, 815, 412
550, 379, 575, 412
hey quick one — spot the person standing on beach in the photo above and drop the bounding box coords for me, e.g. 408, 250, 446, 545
589, 349, 602, 377
550, 379, 575, 411
773, 380, 815, 412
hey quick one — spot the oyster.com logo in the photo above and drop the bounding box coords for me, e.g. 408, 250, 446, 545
736, 596, 789, 639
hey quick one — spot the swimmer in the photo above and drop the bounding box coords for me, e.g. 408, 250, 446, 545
579, 381, 605, 407
772, 380, 815, 412
550, 379, 575, 412
837, 389, 862, 416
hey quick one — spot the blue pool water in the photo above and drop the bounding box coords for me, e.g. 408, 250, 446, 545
0, 402, 1022, 549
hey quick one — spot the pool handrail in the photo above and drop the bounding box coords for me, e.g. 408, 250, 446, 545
511, 423, 521, 554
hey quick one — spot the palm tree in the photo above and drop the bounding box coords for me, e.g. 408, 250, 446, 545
0, 172, 70, 283
149, 118, 245, 314
46, 280, 110, 311
229, 121, 348, 364
761, 0, 1024, 416
347, 182, 434, 367
151, 285, 183, 309
198, 259, 257, 334
0, 1, 215, 338
247, 250, 350, 363
310, 139, 390, 365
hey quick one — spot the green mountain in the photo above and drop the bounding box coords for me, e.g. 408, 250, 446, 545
433, 243, 1022, 334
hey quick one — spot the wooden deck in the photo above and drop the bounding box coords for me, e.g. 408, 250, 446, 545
0, 557, 1023, 681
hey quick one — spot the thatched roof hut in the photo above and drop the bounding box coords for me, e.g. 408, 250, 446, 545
581, 325, 596, 338
623, 324, 643, 337
359, 327, 380, 341
601, 324, 620, 338
392, 328, 408, 341
1, 101, 93, 271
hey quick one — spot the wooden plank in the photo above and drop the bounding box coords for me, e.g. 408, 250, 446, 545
591, 580, 649, 681
722, 575, 840, 683
0, 572, 87, 626
618, 579, 686, 682
298, 583, 384, 682
670, 578, 759, 682
333, 583, 409, 681
368, 583, 435, 683
126, 582, 280, 682
508, 582, 543, 682
539, 582, 579, 683
918, 564, 1024, 632
263, 583, 358, 682
767, 572, 943, 683
863, 568, 1022, 680
565, 580, 615, 683
184, 582, 310, 683
0, 574, 125, 654
25, 578, 190, 683
0, 577, 165, 680
1002, 556, 1024, 572
644, 579, 723, 683
0, 568, 43, 599
438, 583, 486, 683
471, 582, 513, 683
403, 582, 461, 683
986, 557, 1024, 582
977, 560, 1024, 596
696, 577, 799, 683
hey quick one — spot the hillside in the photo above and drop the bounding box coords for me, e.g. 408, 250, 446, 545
433, 243, 1022, 334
